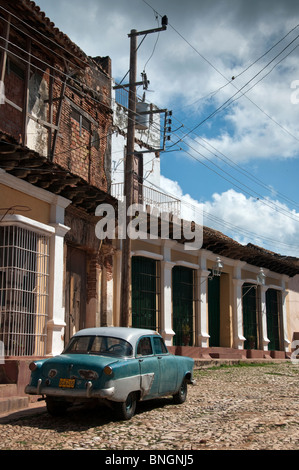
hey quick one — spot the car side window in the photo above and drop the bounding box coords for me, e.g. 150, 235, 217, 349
153, 337, 168, 355
137, 337, 153, 356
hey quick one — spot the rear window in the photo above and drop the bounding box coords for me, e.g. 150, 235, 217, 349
64, 335, 133, 357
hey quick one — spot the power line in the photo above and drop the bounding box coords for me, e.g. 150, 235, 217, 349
163, 120, 299, 225
0, 7, 88, 70
145, 178, 299, 252
1, 2, 298, 250
140, 1, 299, 148
168, 134, 299, 224
170, 29, 299, 145
169, 114, 299, 211
4, 20, 297, 227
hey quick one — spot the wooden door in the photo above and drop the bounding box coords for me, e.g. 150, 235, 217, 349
208, 274, 220, 347
65, 247, 87, 345
172, 266, 194, 346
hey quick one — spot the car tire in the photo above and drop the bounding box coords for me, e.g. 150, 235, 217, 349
46, 398, 68, 417
173, 378, 188, 404
114, 392, 137, 420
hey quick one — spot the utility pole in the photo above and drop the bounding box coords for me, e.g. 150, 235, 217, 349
120, 29, 137, 327
119, 18, 168, 327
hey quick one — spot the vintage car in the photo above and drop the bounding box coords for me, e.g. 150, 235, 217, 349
25, 327, 195, 420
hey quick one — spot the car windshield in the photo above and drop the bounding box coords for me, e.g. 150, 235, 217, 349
63, 335, 133, 357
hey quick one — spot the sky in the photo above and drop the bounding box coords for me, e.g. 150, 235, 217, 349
35, 0, 299, 256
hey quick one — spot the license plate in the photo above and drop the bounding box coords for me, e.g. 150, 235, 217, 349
59, 378, 75, 388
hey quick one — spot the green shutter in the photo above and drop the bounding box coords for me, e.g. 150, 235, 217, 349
172, 266, 194, 346
131, 256, 158, 330
208, 274, 220, 347
266, 289, 281, 351
242, 283, 258, 349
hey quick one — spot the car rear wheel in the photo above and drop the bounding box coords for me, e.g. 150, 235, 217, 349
173, 378, 187, 404
46, 398, 68, 416
114, 392, 137, 420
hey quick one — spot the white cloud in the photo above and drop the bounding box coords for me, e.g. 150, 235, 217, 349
159, 175, 203, 225
161, 175, 299, 256
33, 0, 299, 256
36, 0, 299, 162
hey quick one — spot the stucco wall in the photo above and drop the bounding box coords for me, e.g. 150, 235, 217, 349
0, 183, 50, 224
287, 274, 299, 346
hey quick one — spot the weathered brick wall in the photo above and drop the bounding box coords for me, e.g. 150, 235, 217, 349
0, 56, 24, 140
54, 70, 112, 193
0, 18, 112, 192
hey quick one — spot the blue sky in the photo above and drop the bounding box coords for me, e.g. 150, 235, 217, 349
35, 0, 299, 256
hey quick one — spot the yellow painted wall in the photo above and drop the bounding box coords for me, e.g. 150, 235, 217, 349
287, 275, 299, 349
131, 239, 162, 256
0, 183, 50, 224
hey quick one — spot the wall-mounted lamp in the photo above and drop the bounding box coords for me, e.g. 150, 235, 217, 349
256, 267, 266, 286
211, 257, 223, 277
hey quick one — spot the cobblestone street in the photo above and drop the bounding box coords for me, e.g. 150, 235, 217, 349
0, 362, 298, 451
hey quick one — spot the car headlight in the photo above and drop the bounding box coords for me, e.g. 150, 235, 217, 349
78, 369, 99, 380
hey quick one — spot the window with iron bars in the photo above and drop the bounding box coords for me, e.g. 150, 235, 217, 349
0, 225, 49, 357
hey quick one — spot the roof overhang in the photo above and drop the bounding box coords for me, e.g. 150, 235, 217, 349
0, 132, 117, 214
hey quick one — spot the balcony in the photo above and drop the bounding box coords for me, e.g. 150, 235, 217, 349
111, 182, 181, 218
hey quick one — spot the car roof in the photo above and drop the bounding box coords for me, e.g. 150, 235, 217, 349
73, 327, 160, 348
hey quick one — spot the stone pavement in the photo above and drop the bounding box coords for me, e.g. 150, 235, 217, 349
0, 361, 298, 450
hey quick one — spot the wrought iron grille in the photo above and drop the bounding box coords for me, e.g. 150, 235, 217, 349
172, 266, 195, 346
131, 256, 160, 331
0, 224, 50, 356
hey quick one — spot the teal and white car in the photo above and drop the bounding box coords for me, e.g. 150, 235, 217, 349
25, 327, 195, 420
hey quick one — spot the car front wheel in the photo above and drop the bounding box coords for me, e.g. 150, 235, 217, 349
114, 392, 137, 420
173, 378, 187, 404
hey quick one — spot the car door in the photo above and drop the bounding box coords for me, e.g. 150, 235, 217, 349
152, 336, 178, 395
136, 336, 160, 399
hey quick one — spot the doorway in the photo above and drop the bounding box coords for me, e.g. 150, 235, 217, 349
172, 266, 194, 346
208, 274, 220, 347
266, 289, 281, 351
65, 246, 87, 345
242, 283, 258, 349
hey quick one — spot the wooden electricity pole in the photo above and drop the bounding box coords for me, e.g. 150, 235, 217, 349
120, 29, 137, 327
119, 19, 168, 328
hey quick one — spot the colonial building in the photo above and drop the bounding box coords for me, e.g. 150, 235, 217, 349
0, 0, 298, 415
0, 0, 116, 405
111, 84, 299, 360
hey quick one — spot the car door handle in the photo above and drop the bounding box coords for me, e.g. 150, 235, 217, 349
138, 358, 144, 362
157, 356, 162, 359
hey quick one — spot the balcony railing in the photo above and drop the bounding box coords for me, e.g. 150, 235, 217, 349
111, 182, 181, 217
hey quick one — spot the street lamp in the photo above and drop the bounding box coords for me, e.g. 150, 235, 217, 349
212, 257, 223, 277
257, 267, 266, 286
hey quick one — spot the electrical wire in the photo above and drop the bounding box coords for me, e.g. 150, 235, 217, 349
2, 31, 297, 225
169, 113, 299, 210
170, 28, 299, 146
166, 133, 299, 224
144, 179, 299, 252
143, 11, 160, 71
1, 4, 299, 250
0, 7, 88, 71
140, 0, 299, 148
